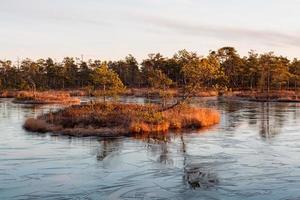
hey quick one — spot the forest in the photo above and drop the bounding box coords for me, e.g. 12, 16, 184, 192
1, 47, 300, 92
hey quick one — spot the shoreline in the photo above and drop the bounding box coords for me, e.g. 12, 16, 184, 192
1, 91, 80, 105
2, 89, 300, 103
231, 91, 300, 103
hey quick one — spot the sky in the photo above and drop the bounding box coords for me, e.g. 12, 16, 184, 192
1, 0, 300, 61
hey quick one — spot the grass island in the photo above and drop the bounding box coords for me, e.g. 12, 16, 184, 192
23, 102, 220, 137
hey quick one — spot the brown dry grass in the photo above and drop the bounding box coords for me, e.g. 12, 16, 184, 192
123, 88, 178, 98
1, 88, 219, 101
164, 105, 220, 129
235, 90, 300, 102
13, 91, 80, 104
0, 90, 19, 98
23, 118, 62, 133
24, 102, 220, 136
69, 90, 88, 97
24, 118, 49, 133
123, 88, 219, 98
194, 91, 218, 97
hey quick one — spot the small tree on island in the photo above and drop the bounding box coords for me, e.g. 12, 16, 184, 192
161, 52, 220, 111
91, 63, 125, 102
147, 68, 173, 107
182, 56, 222, 96
290, 59, 300, 95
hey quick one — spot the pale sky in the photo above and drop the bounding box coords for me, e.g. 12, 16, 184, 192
1, 0, 300, 61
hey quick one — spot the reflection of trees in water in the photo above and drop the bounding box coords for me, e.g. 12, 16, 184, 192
218, 100, 245, 132
237, 102, 286, 139
157, 142, 173, 165
243, 102, 299, 139
259, 103, 285, 139
0, 100, 24, 119
292, 103, 300, 119
179, 135, 219, 189
219, 100, 300, 140
0, 100, 10, 118
0, 100, 51, 123
245, 108, 258, 126
96, 138, 122, 161
134, 132, 174, 165
184, 164, 219, 189
133, 132, 220, 189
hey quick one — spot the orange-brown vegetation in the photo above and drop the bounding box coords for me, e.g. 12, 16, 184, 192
234, 90, 300, 102
0, 90, 19, 98
23, 103, 220, 137
69, 90, 88, 97
1, 88, 219, 100
12, 91, 80, 104
194, 91, 218, 97
123, 88, 218, 98
123, 88, 178, 98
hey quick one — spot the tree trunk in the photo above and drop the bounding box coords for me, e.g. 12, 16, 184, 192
103, 84, 106, 102
267, 68, 270, 99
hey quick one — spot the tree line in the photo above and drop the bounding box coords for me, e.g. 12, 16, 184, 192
1, 47, 300, 92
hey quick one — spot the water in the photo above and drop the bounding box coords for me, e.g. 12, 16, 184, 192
1, 97, 300, 200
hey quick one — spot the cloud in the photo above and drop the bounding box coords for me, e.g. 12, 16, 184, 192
0, 0, 109, 27
130, 14, 300, 48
